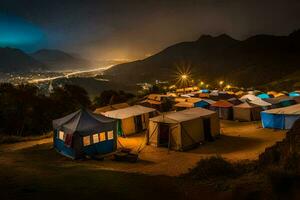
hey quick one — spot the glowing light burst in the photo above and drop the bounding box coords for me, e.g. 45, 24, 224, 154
173, 64, 192, 88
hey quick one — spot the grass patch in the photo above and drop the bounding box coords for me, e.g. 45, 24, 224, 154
0, 132, 52, 144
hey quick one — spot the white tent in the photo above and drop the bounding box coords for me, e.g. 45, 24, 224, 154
147, 108, 220, 150
103, 105, 156, 136
249, 98, 272, 107
103, 105, 155, 119
240, 94, 261, 102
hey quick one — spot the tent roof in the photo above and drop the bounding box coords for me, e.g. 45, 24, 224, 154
175, 97, 188, 102
263, 104, 300, 115
140, 99, 162, 105
240, 94, 261, 101
53, 109, 115, 133
248, 98, 272, 107
147, 94, 170, 101
103, 105, 156, 119
94, 103, 129, 113
234, 102, 259, 108
201, 99, 216, 105
228, 97, 243, 105
186, 97, 202, 103
264, 96, 292, 104
175, 102, 194, 108
150, 107, 216, 123
211, 100, 234, 108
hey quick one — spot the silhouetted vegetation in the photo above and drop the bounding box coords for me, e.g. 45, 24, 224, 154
93, 90, 135, 107
0, 83, 90, 137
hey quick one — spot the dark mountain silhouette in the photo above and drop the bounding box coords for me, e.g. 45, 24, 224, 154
0, 47, 47, 72
31, 49, 94, 71
105, 30, 300, 88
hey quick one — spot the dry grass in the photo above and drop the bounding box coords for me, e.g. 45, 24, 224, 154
0, 132, 52, 144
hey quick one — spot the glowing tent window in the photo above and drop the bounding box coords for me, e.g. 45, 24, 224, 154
83, 136, 91, 146
58, 131, 65, 141
93, 133, 99, 143
107, 131, 114, 140
99, 132, 106, 142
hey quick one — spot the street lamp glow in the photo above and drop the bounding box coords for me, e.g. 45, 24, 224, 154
200, 81, 204, 85
219, 81, 224, 85
181, 74, 188, 80
226, 84, 231, 89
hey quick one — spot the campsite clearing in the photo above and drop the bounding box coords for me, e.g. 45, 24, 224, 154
0, 120, 286, 199
0, 121, 286, 177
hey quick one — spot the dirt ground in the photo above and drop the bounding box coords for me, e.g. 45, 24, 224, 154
97, 120, 286, 176
0, 120, 287, 200
0, 120, 286, 177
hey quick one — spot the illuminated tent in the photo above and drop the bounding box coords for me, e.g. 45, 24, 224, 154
274, 92, 287, 98
257, 93, 270, 99
174, 98, 216, 109
147, 108, 220, 150
264, 96, 296, 108
235, 91, 246, 98
240, 94, 261, 102
200, 89, 210, 93
267, 91, 278, 97
289, 91, 300, 97
233, 102, 263, 121
248, 98, 272, 110
210, 100, 234, 120
53, 109, 117, 159
103, 105, 156, 136
261, 104, 300, 129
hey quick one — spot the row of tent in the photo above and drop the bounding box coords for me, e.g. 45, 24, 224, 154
52, 90, 300, 159
139, 92, 300, 127
53, 105, 220, 159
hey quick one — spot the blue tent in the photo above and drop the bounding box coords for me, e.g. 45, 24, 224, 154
53, 109, 117, 159
257, 93, 270, 99
194, 100, 210, 108
200, 89, 210, 93
261, 104, 300, 129
289, 92, 300, 97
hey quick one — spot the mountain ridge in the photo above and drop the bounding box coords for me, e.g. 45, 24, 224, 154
31, 49, 94, 70
105, 30, 300, 88
0, 47, 47, 72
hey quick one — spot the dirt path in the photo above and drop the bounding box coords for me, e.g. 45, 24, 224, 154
0, 137, 52, 152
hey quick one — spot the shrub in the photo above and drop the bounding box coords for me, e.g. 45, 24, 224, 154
187, 156, 236, 180
187, 156, 257, 181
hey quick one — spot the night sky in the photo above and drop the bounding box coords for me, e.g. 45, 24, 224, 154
1, 0, 300, 61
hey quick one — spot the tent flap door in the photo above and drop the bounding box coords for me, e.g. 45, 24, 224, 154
203, 118, 213, 141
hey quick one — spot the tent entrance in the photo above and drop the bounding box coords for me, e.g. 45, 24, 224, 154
135, 115, 143, 133
203, 118, 213, 141
158, 123, 170, 147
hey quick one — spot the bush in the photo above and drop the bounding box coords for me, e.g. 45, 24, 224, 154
187, 156, 257, 181
187, 156, 236, 180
